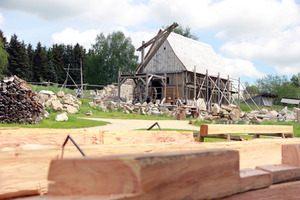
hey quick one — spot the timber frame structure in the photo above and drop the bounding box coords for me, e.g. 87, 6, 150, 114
118, 23, 255, 111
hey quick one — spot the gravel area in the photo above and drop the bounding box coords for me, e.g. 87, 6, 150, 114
80, 118, 199, 131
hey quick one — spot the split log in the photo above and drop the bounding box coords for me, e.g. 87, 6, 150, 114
0, 76, 45, 124
237, 168, 272, 192
282, 144, 300, 167
48, 149, 241, 200
256, 164, 300, 183
2, 128, 300, 199
221, 180, 300, 200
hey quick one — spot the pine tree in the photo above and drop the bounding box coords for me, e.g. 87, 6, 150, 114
73, 43, 86, 84
7, 34, 21, 76
46, 48, 58, 83
27, 43, 34, 80
16, 42, 31, 81
32, 42, 48, 82
52, 44, 65, 83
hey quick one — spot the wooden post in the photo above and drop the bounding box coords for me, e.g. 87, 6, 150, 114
118, 70, 121, 101
206, 70, 209, 110
194, 66, 196, 99
182, 72, 185, 100
238, 77, 240, 107
164, 73, 167, 100
185, 71, 188, 103
141, 41, 145, 64
145, 73, 149, 102
227, 75, 230, 104
80, 59, 83, 97
218, 72, 221, 106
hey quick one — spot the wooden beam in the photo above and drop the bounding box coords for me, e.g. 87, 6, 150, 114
238, 168, 272, 192
256, 164, 300, 184
47, 149, 241, 199
221, 180, 300, 200
282, 144, 300, 167
136, 22, 178, 51
199, 125, 293, 135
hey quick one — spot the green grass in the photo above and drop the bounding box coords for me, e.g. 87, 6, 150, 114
260, 120, 300, 137
30, 84, 75, 95
0, 106, 110, 129
75, 99, 178, 120
239, 102, 293, 112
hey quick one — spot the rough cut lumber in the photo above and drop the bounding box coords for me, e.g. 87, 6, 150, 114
0, 129, 194, 146
196, 124, 293, 142
221, 180, 300, 200
2, 128, 300, 200
256, 164, 300, 183
199, 124, 293, 135
48, 149, 241, 200
282, 144, 300, 167
238, 168, 272, 192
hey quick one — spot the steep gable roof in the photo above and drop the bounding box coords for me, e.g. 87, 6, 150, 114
167, 32, 228, 77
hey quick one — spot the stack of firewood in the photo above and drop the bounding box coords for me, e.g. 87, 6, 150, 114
0, 75, 45, 124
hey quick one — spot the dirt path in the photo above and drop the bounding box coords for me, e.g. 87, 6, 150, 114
80, 118, 199, 131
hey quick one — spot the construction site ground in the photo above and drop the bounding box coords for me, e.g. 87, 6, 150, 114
1, 118, 300, 199
81, 117, 199, 130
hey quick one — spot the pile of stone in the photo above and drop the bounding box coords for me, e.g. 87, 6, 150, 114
38, 90, 82, 121
205, 104, 299, 124
89, 80, 299, 124
0, 76, 46, 124
93, 79, 134, 103
90, 100, 177, 117
91, 95, 299, 124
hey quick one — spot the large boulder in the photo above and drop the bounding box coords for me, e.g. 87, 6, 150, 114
285, 113, 296, 122
279, 106, 289, 115
65, 105, 78, 114
212, 104, 221, 114
45, 95, 57, 107
55, 112, 68, 122
251, 116, 261, 124
52, 100, 63, 111
229, 109, 242, 121
57, 91, 65, 98
259, 108, 269, 114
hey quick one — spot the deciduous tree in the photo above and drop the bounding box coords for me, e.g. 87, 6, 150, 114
0, 38, 8, 77
86, 31, 138, 86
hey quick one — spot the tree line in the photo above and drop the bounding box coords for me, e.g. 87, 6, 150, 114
0, 27, 299, 105
0, 30, 139, 88
245, 73, 300, 105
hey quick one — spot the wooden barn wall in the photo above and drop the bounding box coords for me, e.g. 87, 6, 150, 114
166, 73, 183, 85
143, 40, 185, 74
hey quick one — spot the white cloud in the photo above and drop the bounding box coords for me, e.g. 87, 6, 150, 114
51, 28, 99, 49
2, 0, 300, 77
148, 0, 300, 39
220, 26, 300, 75
0, 12, 5, 24
220, 57, 265, 78
51, 27, 157, 52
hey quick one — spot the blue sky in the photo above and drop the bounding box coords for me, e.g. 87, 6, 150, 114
0, 0, 300, 85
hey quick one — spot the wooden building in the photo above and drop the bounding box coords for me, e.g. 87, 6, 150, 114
245, 92, 278, 107
118, 23, 237, 110
281, 97, 300, 107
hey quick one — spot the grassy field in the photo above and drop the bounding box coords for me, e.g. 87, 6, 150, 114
0, 109, 109, 129
1, 85, 299, 138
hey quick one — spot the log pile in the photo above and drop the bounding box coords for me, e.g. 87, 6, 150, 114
0, 76, 45, 124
